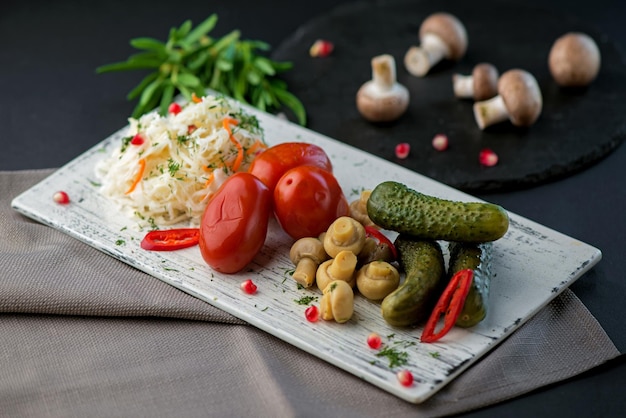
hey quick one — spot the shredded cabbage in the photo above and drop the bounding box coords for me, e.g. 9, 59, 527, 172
96, 94, 265, 228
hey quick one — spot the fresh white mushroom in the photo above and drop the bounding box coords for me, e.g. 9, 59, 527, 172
404, 12, 468, 77
473, 69, 543, 130
549, 32, 601, 87
452, 63, 499, 101
356, 54, 409, 122
289, 237, 329, 288
319, 280, 354, 323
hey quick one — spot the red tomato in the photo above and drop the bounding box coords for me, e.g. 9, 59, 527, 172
274, 165, 349, 239
248, 142, 333, 191
199, 173, 271, 274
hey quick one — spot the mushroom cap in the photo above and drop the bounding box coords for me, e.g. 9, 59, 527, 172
289, 237, 328, 265
356, 261, 400, 301
419, 12, 468, 60
321, 280, 354, 323
323, 216, 367, 258
356, 81, 409, 122
472, 63, 499, 101
549, 32, 601, 87
498, 69, 543, 127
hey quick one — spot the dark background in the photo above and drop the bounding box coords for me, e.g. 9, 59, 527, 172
2, 0, 624, 416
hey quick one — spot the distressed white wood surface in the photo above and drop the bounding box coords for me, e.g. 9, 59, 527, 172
12, 103, 601, 403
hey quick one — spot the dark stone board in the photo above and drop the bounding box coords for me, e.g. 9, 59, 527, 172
271, 0, 626, 192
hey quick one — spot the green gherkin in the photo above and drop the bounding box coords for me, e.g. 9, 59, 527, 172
381, 236, 445, 327
367, 181, 509, 243
448, 242, 493, 327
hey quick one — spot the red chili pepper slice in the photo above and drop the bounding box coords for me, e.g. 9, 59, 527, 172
421, 269, 473, 343
140, 228, 200, 251
364, 225, 398, 260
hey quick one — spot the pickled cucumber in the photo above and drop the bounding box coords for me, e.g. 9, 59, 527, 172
367, 181, 509, 243
448, 241, 493, 327
381, 236, 445, 327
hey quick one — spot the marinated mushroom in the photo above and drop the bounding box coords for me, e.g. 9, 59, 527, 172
356, 261, 400, 301
473, 69, 543, 130
319, 280, 354, 323
452, 63, 499, 101
356, 54, 409, 122
404, 12, 468, 77
316, 250, 358, 291
549, 32, 601, 87
349, 190, 374, 227
323, 216, 366, 258
357, 237, 395, 267
289, 237, 329, 288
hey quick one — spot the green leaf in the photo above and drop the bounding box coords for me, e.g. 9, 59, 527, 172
253, 57, 276, 76
216, 58, 233, 72
130, 37, 167, 52
159, 82, 176, 115
139, 78, 164, 108
273, 88, 306, 125
127, 51, 165, 64
176, 20, 193, 40
96, 60, 158, 73
186, 51, 209, 71
211, 30, 240, 54
246, 40, 270, 51
184, 14, 218, 44
246, 69, 261, 85
178, 84, 192, 100
127, 72, 159, 100
270, 60, 294, 73
167, 49, 184, 64
177, 72, 201, 88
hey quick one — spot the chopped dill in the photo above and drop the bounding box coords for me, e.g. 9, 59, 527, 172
294, 295, 317, 305
176, 135, 191, 145
167, 158, 181, 177
375, 345, 409, 369
120, 136, 133, 153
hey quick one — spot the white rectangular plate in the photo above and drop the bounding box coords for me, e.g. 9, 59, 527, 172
12, 105, 601, 403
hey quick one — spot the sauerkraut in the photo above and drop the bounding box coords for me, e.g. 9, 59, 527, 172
96, 94, 265, 227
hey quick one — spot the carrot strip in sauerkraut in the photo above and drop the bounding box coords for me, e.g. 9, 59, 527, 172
125, 158, 146, 195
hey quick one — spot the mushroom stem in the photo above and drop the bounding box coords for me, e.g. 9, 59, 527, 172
328, 251, 357, 281
404, 33, 450, 77
452, 74, 474, 98
293, 258, 319, 287
473, 95, 509, 130
371, 55, 396, 90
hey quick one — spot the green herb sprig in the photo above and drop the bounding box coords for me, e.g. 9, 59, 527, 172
97, 14, 306, 125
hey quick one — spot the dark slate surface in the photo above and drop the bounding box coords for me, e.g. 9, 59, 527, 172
271, 0, 626, 192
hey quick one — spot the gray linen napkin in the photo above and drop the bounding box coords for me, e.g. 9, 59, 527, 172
0, 169, 620, 417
